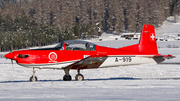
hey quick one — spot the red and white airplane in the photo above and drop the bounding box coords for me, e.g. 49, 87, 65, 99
5, 24, 175, 82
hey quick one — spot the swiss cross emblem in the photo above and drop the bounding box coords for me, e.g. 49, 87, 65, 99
151, 34, 156, 41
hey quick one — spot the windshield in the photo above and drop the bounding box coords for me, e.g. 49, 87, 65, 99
64, 40, 95, 51
55, 41, 64, 50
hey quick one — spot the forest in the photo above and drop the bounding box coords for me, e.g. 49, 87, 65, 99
0, 0, 179, 51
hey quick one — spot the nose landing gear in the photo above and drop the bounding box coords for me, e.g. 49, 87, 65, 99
29, 68, 38, 82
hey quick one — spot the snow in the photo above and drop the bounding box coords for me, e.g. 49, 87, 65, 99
1, 62, 180, 101
0, 17, 180, 101
155, 16, 180, 38
0, 40, 180, 101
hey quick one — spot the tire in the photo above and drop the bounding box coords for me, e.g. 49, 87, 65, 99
75, 74, 84, 81
63, 75, 72, 81
29, 76, 38, 82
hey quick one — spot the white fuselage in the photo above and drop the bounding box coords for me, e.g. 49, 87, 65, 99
99, 55, 158, 68
18, 55, 163, 69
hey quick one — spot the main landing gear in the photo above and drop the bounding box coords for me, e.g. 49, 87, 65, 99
75, 69, 84, 81
63, 68, 84, 81
29, 68, 84, 82
63, 68, 72, 81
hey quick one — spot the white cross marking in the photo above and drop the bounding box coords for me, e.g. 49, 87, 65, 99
151, 34, 155, 41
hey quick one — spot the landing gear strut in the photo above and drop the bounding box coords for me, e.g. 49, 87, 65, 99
29, 68, 38, 82
63, 68, 72, 81
75, 69, 84, 81
63, 68, 84, 81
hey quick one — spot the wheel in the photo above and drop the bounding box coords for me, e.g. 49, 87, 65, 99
75, 74, 84, 81
29, 76, 38, 82
63, 75, 72, 81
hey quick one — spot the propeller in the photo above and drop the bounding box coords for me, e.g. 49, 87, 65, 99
4, 52, 15, 73
11, 59, 14, 73
10, 35, 14, 73
2, 35, 16, 73
4, 36, 15, 73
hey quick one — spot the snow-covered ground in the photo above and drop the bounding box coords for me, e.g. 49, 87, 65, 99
0, 40, 180, 101
0, 16, 180, 101
156, 16, 180, 36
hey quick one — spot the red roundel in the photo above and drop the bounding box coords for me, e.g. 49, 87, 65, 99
48, 52, 57, 61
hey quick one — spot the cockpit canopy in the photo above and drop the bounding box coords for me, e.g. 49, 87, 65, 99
55, 40, 96, 51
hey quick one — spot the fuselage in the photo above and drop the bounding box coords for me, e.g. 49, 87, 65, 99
5, 42, 164, 69
3, 24, 174, 82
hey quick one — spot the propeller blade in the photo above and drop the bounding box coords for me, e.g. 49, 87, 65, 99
11, 59, 14, 73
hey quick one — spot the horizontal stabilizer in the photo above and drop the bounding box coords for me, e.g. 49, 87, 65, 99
136, 54, 175, 59
161, 54, 176, 59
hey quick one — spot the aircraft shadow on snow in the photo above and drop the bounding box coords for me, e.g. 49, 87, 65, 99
0, 77, 180, 83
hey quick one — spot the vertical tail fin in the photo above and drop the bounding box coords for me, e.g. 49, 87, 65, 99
139, 24, 158, 54
120, 24, 158, 54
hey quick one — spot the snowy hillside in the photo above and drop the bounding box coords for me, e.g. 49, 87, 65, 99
155, 16, 180, 38
97, 16, 180, 43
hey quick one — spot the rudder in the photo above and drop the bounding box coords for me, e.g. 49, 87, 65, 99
120, 24, 158, 54
139, 24, 158, 54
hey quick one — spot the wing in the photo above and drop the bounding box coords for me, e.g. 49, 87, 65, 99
64, 55, 108, 70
